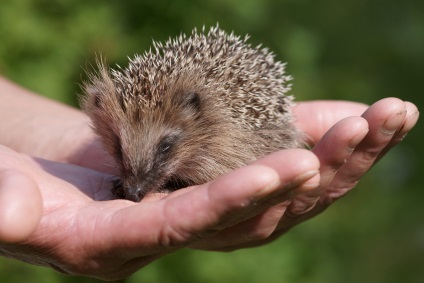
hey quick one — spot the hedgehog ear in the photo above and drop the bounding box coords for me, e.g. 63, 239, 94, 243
182, 91, 201, 113
83, 83, 103, 109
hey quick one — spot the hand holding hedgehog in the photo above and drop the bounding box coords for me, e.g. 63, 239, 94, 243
0, 75, 418, 279
83, 26, 303, 201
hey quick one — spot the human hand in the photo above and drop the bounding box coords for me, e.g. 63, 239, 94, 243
0, 141, 322, 279
0, 94, 418, 279
0, 78, 320, 279
189, 98, 419, 250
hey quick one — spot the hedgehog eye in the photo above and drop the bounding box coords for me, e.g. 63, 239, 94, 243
158, 133, 180, 156
158, 136, 175, 154
183, 91, 201, 112
159, 140, 172, 154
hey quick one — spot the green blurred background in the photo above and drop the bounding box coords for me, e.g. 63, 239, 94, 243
0, 0, 423, 282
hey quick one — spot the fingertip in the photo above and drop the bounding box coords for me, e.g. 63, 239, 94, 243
361, 98, 407, 139
343, 117, 369, 149
313, 116, 369, 161
346, 116, 369, 130
330, 116, 369, 140
256, 148, 320, 172
404, 101, 419, 125
0, 170, 42, 243
394, 101, 419, 141
209, 164, 281, 201
365, 97, 406, 117
245, 149, 321, 199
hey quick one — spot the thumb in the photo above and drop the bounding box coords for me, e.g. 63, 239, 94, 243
0, 169, 42, 243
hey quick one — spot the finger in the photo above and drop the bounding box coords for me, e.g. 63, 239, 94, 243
195, 149, 320, 234
102, 149, 319, 255
330, 98, 406, 194
313, 117, 369, 186
147, 150, 320, 252
0, 169, 42, 243
182, 149, 320, 251
189, 202, 290, 251
284, 116, 369, 218
186, 118, 369, 252
400, 101, 419, 137
198, 99, 417, 251
192, 117, 369, 251
294, 100, 368, 145
271, 98, 409, 234
375, 101, 419, 163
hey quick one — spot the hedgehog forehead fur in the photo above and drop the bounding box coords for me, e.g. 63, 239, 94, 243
110, 25, 294, 130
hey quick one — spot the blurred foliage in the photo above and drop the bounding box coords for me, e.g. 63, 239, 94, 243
0, 0, 423, 282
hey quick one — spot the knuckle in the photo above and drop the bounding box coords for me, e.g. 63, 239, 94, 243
325, 180, 359, 202
285, 197, 319, 218
328, 158, 349, 172
158, 223, 193, 248
360, 147, 381, 162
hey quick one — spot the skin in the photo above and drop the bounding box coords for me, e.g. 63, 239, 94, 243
0, 77, 419, 279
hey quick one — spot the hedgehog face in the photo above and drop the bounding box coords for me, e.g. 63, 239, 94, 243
114, 90, 206, 201
119, 126, 186, 201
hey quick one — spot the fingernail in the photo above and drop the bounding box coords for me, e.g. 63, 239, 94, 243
254, 179, 281, 199
285, 170, 319, 190
381, 111, 405, 135
347, 130, 369, 152
287, 181, 321, 198
253, 170, 319, 200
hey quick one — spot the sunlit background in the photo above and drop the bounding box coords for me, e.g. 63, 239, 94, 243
0, 0, 423, 282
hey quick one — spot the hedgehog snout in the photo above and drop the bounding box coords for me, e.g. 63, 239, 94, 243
121, 172, 154, 201
123, 183, 146, 202
122, 171, 193, 201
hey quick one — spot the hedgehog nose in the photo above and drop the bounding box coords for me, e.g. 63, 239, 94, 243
125, 185, 145, 202
126, 192, 142, 202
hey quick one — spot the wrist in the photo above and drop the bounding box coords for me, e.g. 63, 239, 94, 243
0, 77, 90, 163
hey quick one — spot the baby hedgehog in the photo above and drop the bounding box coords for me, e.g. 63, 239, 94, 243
82, 26, 303, 202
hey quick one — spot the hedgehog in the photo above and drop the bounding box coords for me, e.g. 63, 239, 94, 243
82, 25, 303, 202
